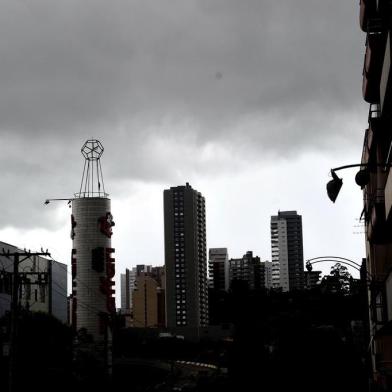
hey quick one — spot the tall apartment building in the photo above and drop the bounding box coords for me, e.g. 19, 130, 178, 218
164, 183, 208, 328
358, 1, 392, 387
208, 248, 229, 292
270, 211, 304, 291
229, 251, 265, 290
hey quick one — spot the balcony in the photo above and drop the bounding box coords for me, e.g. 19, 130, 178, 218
367, 188, 387, 243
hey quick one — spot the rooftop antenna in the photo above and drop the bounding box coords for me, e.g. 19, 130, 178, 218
44, 139, 108, 206
76, 139, 107, 198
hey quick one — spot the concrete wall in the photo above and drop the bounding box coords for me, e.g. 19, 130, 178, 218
72, 197, 114, 340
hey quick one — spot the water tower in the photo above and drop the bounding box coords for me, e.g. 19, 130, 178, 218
70, 139, 115, 341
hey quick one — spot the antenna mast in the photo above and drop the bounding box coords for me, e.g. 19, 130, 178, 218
76, 139, 107, 198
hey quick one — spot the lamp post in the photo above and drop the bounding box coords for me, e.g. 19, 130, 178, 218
326, 163, 392, 203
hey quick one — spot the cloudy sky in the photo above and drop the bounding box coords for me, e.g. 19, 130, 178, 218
0, 0, 368, 299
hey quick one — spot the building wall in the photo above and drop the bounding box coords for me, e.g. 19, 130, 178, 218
132, 275, 158, 328
264, 260, 272, 289
72, 197, 114, 340
51, 258, 68, 323
120, 272, 127, 310
0, 241, 67, 322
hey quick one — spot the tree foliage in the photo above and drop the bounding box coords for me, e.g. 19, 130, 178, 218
321, 263, 353, 294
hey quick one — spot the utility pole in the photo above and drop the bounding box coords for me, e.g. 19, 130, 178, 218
0, 250, 50, 392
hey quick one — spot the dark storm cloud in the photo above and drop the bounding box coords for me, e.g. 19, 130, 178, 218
0, 0, 364, 134
0, 0, 366, 228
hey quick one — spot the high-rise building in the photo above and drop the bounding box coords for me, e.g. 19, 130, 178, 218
229, 251, 264, 290
270, 211, 304, 291
164, 183, 208, 328
208, 248, 229, 292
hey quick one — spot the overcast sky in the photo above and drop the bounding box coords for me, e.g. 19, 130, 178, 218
0, 0, 368, 300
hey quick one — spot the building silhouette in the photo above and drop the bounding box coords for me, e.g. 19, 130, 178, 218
229, 251, 265, 290
164, 183, 208, 328
304, 270, 322, 289
358, 1, 392, 386
208, 248, 229, 292
264, 260, 272, 289
271, 211, 304, 291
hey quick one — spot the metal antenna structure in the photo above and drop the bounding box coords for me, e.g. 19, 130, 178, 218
77, 139, 108, 198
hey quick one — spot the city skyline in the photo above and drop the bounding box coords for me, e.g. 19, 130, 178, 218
0, 1, 365, 304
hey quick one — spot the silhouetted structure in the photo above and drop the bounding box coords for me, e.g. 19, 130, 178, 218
229, 251, 265, 290
304, 270, 322, 289
358, 1, 392, 388
164, 183, 208, 329
0, 241, 67, 323
209, 248, 229, 292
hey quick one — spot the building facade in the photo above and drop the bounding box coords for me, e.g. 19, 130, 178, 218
164, 183, 208, 328
132, 275, 159, 328
208, 248, 229, 292
120, 265, 155, 312
264, 260, 272, 289
0, 241, 67, 323
120, 268, 131, 311
229, 251, 265, 290
358, 1, 392, 387
270, 211, 304, 291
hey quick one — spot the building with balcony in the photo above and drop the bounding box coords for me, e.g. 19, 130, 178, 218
164, 183, 208, 329
359, 1, 392, 388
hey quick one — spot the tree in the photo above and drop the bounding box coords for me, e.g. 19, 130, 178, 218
321, 263, 353, 294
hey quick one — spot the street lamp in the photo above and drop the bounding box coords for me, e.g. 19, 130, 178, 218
326, 163, 385, 203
